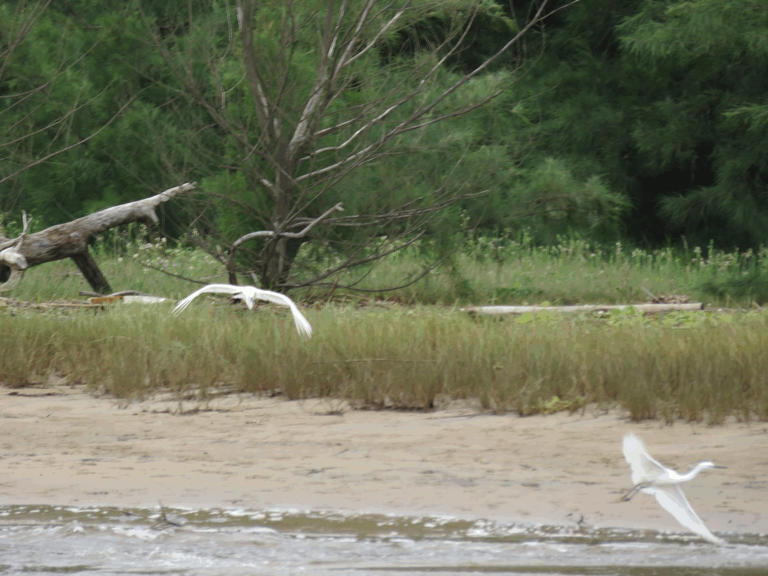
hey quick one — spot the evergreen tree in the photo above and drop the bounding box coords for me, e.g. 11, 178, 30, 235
506, 0, 768, 248
136, 0, 625, 290
0, 1, 205, 228
620, 0, 768, 247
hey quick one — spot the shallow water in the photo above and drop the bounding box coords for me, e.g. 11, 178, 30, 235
1, 505, 767, 575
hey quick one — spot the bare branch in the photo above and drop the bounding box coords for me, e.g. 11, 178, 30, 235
290, 251, 452, 293
299, 2, 550, 184
0, 0, 52, 80
231, 202, 344, 250
337, 1, 411, 71
0, 208, 30, 284
225, 202, 344, 283
140, 263, 220, 286
284, 229, 436, 290
302, 6, 478, 161
237, 0, 280, 141
0, 95, 138, 186
139, 0, 575, 292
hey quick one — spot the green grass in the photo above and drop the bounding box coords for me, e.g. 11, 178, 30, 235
3, 231, 768, 423
7, 231, 768, 307
357, 236, 768, 306
2, 303, 768, 424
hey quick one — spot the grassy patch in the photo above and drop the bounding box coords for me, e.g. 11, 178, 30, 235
293, 234, 768, 307
4, 232, 768, 423
6, 232, 768, 307
2, 303, 768, 424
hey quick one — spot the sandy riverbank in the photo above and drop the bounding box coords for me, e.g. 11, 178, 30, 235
2, 383, 767, 536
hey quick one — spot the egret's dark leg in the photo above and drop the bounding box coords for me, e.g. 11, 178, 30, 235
618, 482, 651, 502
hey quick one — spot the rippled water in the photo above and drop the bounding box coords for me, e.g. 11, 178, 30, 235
1, 505, 767, 575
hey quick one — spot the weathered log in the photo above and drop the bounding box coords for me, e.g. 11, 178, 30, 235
0, 183, 196, 293
464, 303, 705, 315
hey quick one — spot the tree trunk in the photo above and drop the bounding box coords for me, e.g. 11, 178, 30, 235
260, 236, 291, 291
260, 175, 294, 290
0, 183, 196, 293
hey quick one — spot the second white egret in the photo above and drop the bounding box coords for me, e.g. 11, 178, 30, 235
620, 432, 726, 546
173, 284, 312, 338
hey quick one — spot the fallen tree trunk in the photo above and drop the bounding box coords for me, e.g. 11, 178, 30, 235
0, 183, 196, 293
463, 303, 705, 315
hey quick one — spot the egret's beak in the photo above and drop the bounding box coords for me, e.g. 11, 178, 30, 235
713, 465, 727, 469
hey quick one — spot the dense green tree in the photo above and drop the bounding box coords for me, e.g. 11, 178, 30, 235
621, 0, 768, 247
0, 1, 206, 228
1, 0, 625, 281
135, 0, 625, 290
509, 0, 768, 248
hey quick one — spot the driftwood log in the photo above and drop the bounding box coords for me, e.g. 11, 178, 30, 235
0, 183, 196, 293
463, 303, 705, 315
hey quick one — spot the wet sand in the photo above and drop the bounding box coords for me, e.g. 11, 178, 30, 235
2, 383, 767, 535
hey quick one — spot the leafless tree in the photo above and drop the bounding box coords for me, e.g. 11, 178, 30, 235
141, 0, 578, 291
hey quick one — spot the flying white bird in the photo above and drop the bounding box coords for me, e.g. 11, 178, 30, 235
173, 284, 312, 338
620, 432, 726, 546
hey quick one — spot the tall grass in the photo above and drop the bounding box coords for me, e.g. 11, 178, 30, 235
2, 304, 767, 423
5, 228, 768, 306
4, 229, 768, 423
299, 234, 768, 306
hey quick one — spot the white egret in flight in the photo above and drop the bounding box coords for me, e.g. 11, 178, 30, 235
173, 284, 312, 338
620, 432, 726, 546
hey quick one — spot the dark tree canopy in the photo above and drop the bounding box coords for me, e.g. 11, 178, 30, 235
508, 0, 768, 247
3, 0, 767, 293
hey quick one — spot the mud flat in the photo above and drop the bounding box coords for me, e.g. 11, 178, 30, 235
2, 384, 767, 536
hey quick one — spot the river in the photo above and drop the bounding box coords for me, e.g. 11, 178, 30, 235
1, 505, 767, 575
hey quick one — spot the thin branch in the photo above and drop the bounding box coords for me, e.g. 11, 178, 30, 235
225, 202, 344, 282
298, 1, 550, 181
0, 0, 52, 79
231, 202, 344, 251
337, 0, 411, 71
284, 229, 425, 288
0, 96, 137, 186
285, 245, 454, 293
16, 211, 30, 251
237, 0, 280, 140
140, 263, 220, 285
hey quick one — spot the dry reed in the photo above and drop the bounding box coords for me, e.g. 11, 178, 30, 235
2, 303, 767, 423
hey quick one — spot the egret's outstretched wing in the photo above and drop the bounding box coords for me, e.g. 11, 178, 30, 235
645, 485, 726, 546
623, 432, 666, 485
173, 284, 312, 338
252, 288, 313, 339
173, 284, 243, 315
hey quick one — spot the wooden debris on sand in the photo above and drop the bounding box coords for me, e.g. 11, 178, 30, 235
463, 303, 705, 316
